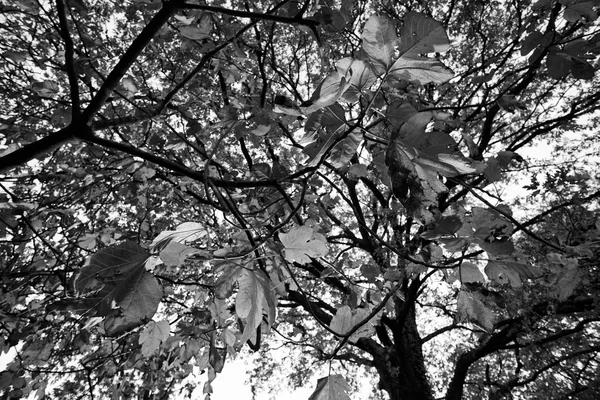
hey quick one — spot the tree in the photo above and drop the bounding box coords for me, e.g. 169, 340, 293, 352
0, 0, 599, 399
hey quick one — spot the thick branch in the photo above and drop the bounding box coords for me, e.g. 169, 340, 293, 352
175, 2, 319, 29
446, 323, 523, 400
55, 0, 80, 116
0, 127, 75, 174
81, 1, 181, 123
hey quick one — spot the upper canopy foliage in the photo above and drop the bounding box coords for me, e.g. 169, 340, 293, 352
1, 0, 599, 399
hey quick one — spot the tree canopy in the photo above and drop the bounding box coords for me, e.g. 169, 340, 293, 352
1, 0, 599, 399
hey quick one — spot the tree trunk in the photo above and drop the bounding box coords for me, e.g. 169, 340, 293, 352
372, 303, 434, 400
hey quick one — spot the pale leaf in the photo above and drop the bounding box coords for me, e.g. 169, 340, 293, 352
159, 242, 211, 267
151, 222, 206, 251
139, 320, 170, 357
330, 305, 353, 335
362, 16, 398, 72
389, 56, 454, 84
457, 291, 495, 331
485, 261, 522, 287
329, 305, 380, 342
280, 226, 328, 264
235, 269, 277, 344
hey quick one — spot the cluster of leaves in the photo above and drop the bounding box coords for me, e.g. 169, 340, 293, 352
1, 0, 600, 400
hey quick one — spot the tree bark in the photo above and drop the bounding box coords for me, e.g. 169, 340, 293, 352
372, 304, 434, 400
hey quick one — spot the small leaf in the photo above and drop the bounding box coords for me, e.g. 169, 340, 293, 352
421, 215, 462, 239
437, 153, 485, 175
547, 52, 571, 79
250, 124, 271, 136
280, 226, 328, 264
78, 234, 97, 250
336, 58, 377, 92
3, 51, 29, 63
151, 222, 206, 252
159, 242, 211, 267
308, 375, 352, 400
562, 1, 598, 23
330, 306, 353, 335
179, 16, 212, 40
385, 100, 419, 129
328, 131, 362, 168
457, 290, 495, 331
305, 104, 346, 134
521, 31, 544, 55
460, 262, 485, 283
139, 320, 170, 357
360, 263, 381, 281
31, 80, 59, 96
388, 56, 454, 84
209, 340, 227, 373
214, 265, 244, 299
329, 305, 380, 342
480, 238, 515, 256
571, 58, 595, 79
485, 260, 522, 287
483, 158, 503, 182
399, 12, 451, 56
348, 164, 369, 179
302, 71, 352, 114
235, 269, 277, 345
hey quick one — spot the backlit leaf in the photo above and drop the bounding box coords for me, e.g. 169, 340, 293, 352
329, 305, 380, 342
139, 320, 170, 357
159, 242, 211, 267
235, 269, 277, 345
457, 290, 495, 331
280, 226, 328, 264
151, 222, 206, 252
389, 56, 454, 84
308, 375, 352, 400
302, 71, 352, 114
362, 16, 398, 72
485, 260, 523, 287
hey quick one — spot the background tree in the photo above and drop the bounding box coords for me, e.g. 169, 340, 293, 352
0, 0, 599, 399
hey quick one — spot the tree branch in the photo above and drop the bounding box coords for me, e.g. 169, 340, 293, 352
55, 0, 80, 116
175, 2, 320, 29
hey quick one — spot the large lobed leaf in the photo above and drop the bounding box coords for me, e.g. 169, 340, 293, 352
74, 241, 163, 335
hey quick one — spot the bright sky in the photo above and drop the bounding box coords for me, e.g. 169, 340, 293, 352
192, 357, 314, 400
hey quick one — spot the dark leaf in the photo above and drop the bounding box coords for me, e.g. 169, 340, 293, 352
73, 242, 162, 335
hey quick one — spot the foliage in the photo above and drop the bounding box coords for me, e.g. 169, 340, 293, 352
1, 0, 600, 399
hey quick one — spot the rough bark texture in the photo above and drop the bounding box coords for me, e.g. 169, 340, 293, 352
372, 302, 434, 400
